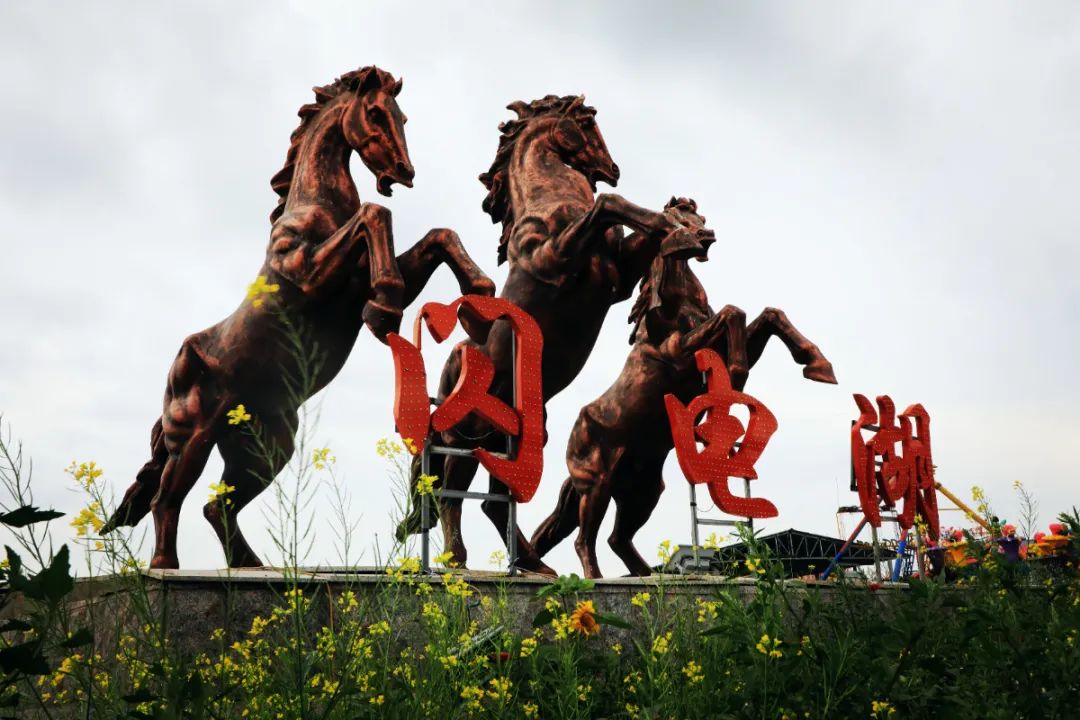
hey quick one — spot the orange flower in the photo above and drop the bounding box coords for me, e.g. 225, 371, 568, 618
569, 600, 600, 637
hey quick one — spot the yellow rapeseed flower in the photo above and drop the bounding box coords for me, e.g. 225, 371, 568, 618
312, 447, 336, 470
226, 404, 252, 425
630, 592, 651, 609
207, 482, 235, 506
246, 275, 280, 308
418, 474, 438, 496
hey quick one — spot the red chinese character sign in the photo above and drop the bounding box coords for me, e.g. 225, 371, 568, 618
387, 295, 545, 502
851, 394, 940, 541
664, 348, 779, 519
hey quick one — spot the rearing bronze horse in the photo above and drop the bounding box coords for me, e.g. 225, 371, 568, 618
530, 198, 837, 578
102, 67, 494, 569
397, 96, 714, 574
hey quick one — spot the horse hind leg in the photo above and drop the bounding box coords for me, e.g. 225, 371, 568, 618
150, 424, 216, 569
608, 456, 665, 577
148, 340, 222, 569
745, 307, 838, 384
204, 413, 297, 568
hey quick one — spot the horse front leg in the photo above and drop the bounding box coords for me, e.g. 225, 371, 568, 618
395, 228, 496, 307
676, 304, 750, 390
354, 203, 406, 342
552, 193, 711, 262
745, 307, 838, 385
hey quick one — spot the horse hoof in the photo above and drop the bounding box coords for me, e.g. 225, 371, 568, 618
803, 359, 838, 385
363, 300, 403, 343
514, 557, 558, 577
468, 277, 496, 298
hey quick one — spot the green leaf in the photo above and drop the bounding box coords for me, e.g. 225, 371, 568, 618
596, 612, 631, 629
59, 627, 94, 648
0, 506, 63, 528
36, 546, 74, 603
532, 608, 554, 628
0, 641, 49, 675
700, 624, 727, 637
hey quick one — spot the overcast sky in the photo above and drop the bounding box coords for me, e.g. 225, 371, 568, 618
1, 2, 1077, 575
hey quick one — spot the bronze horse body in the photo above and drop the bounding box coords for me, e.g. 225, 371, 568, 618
529, 199, 837, 579
397, 96, 714, 574
102, 67, 494, 569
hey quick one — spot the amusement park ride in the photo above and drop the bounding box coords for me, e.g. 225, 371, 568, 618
100, 64, 1046, 580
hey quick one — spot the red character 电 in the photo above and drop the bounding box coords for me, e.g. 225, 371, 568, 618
851, 394, 940, 541
387, 295, 545, 502
664, 348, 779, 519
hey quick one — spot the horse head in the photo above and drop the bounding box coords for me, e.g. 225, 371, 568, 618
629, 198, 713, 345
541, 95, 620, 191
340, 67, 414, 197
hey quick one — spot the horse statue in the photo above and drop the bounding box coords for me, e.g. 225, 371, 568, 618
102, 66, 494, 569
529, 198, 837, 578
396, 96, 715, 574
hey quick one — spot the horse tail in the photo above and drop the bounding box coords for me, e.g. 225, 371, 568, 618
394, 450, 444, 541
530, 477, 581, 559
101, 417, 167, 533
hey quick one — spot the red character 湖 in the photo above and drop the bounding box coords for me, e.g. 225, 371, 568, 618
851, 394, 940, 540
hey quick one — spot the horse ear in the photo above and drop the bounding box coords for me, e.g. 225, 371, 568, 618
391, 77, 403, 96
567, 95, 585, 112
357, 68, 383, 94
507, 101, 530, 118
553, 117, 585, 152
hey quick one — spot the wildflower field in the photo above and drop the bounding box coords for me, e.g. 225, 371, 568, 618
1, 423, 1078, 719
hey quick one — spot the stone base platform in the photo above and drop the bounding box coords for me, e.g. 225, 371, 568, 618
65, 567, 908, 658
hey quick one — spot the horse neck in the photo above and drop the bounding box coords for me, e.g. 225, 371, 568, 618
285, 97, 360, 222
507, 120, 593, 221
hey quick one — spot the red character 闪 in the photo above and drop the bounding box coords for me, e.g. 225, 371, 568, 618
387, 295, 545, 502
664, 348, 779, 518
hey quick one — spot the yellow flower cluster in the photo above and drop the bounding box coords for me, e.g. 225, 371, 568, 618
70, 502, 104, 537
651, 631, 673, 656
376, 437, 405, 457
630, 591, 651, 609
696, 597, 719, 624
756, 633, 783, 658
872, 699, 897, 717
65, 461, 103, 490
246, 274, 280, 308
576, 683, 591, 702
658, 539, 675, 563
208, 481, 235, 506
487, 676, 512, 704
312, 447, 336, 470
442, 572, 474, 598
745, 557, 766, 575
523, 700, 540, 718
417, 473, 438, 496
681, 659, 704, 684
519, 636, 537, 658
227, 404, 252, 425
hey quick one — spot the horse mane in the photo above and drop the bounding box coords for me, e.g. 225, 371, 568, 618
479, 94, 598, 264
627, 197, 701, 340
269, 66, 398, 224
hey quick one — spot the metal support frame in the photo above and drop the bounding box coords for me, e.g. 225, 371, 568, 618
688, 457, 755, 569
419, 330, 521, 576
